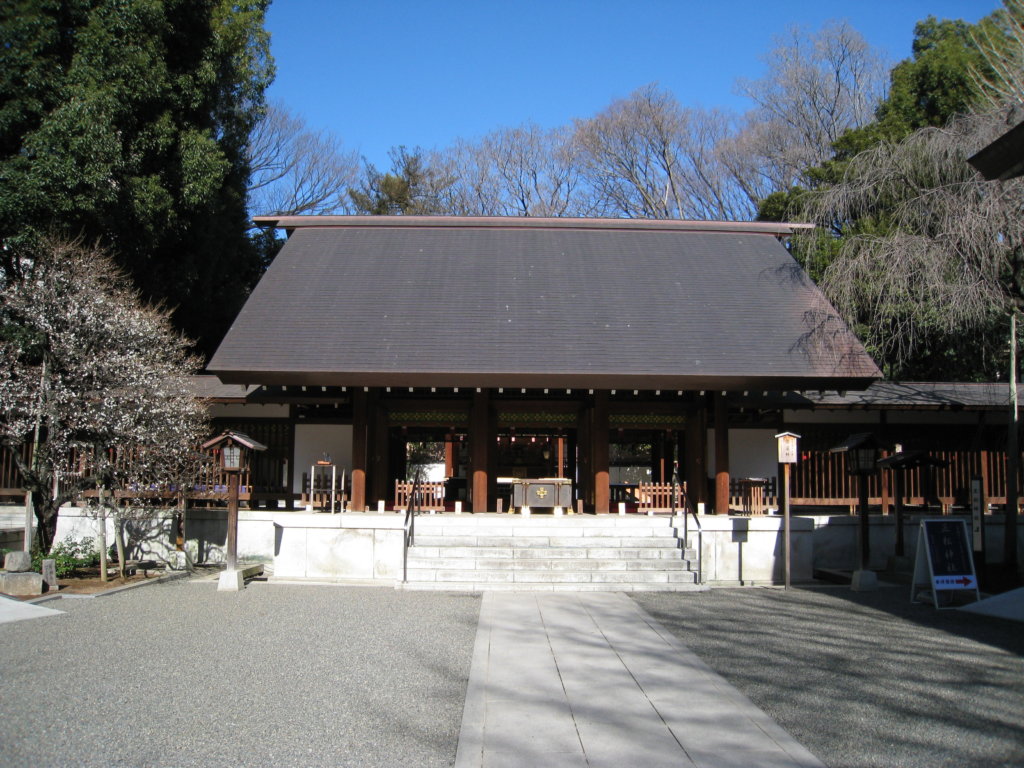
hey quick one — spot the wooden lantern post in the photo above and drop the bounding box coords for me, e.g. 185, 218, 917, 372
201, 431, 267, 582
831, 433, 881, 591
775, 432, 800, 590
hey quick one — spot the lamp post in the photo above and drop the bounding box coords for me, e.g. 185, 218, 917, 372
221, 441, 242, 571
201, 430, 267, 591
831, 433, 880, 591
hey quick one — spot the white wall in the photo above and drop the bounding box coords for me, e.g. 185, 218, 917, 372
705, 428, 779, 483
293, 424, 353, 494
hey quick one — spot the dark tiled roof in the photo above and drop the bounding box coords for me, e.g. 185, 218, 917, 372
968, 119, 1024, 181
189, 375, 254, 401
208, 218, 880, 390
735, 381, 1017, 410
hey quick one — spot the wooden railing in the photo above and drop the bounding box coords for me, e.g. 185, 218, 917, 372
791, 449, 1020, 512
0, 443, 30, 500
636, 482, 688, 513
394, 480, 446, 512
729, 477, 778, 515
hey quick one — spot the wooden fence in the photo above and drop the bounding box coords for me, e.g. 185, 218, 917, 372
394, 480, 446, 512
791, 449, 1017, 512
635, 482, 692, 513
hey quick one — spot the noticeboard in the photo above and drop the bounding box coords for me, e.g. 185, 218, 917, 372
911, 519, 980, 609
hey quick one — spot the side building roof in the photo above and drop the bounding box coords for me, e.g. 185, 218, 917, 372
207, 216, 881, 391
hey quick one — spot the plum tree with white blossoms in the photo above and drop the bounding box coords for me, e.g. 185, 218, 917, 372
0, 238, 209, 559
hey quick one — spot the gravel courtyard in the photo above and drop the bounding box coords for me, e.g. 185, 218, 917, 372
633, 585, 1024, 768
0, 578, 480, 768
2, 577, 1022, 768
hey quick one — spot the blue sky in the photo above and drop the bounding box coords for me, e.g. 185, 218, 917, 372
265, 1, 999, 169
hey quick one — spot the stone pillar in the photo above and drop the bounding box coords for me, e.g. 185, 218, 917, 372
714, 392, 730, 515
593, 390, 610, 514
351, 388, 368, 512
471, 389, 491, 513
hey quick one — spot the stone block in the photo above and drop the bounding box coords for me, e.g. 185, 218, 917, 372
41, 559, 58, 589
4, 551, 31, 572
0, 570, 44, 596
851, 569, 878, 592
217, 569, 245, 591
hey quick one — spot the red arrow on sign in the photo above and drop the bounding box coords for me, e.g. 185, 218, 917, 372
956, 576, 974, 587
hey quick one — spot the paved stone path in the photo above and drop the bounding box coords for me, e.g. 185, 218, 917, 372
455, 592, 824, 768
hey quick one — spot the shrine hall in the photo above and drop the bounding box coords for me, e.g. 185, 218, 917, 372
206, 215, 881, 515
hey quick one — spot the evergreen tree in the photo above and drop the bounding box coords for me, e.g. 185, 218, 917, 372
0, 1, 274, 356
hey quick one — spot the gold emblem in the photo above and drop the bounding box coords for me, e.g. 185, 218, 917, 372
535, 488, 548, 499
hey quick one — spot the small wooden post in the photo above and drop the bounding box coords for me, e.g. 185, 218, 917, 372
776, 432, 800, 590
226, 471, 239, 571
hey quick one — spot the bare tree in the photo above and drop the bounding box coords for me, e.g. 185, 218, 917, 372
434, 124, 585, 217
573, 85, 690, 219
808, 109, 1021, 370
736, 21, 889, 188
0, 238, 209, 552
972, 0, 1024, 108
247, 102, 360, 216
572, 85, 773, 220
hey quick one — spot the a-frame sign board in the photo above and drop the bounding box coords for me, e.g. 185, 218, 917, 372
910, 518, 981, 609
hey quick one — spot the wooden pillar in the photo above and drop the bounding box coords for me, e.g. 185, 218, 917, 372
577, 404, 592, 508
351, 388, 367, 512
471, 389, 491, 513
714, 392, 730, 514
388, 429, 406, 506
685, 400, 708, 510
444, 436, 455, 479
370, 390, 389, 506
880, 450, 891, 515
593, 390, 610, 514
557, 436, 565, 479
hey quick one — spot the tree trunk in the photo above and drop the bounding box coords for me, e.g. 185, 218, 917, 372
34, 505, 56, 553
98, 488, 108, 583
114, 517, 127, 580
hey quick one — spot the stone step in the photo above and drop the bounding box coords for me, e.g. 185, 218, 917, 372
406, 556, 696, 571
411, 534, 683, 548
413, 528, 684, 540
398, 580, 708, 593
408, 546, 695, 560
406, 568, 698, 584
414, 514, 682, 527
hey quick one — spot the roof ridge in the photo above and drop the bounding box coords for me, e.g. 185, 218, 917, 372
252, 214, 813, 236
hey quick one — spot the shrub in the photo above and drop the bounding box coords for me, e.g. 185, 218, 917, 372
32, 537, 101, 578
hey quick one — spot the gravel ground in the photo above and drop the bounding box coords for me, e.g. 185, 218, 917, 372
0, 577, 480, 768
632, 585, 1024, 768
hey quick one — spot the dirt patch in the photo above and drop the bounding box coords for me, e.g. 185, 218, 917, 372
51, 566, 162, 595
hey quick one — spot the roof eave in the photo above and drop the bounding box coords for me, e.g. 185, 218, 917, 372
206, 368, 879, 393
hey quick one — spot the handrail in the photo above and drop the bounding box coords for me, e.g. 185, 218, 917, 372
671, 462, 703, 585
402, 471, 423, 584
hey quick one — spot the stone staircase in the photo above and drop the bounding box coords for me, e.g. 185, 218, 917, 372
400, 513, 706, 592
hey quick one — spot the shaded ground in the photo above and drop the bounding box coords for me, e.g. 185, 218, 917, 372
0, 578, 480, 768
633, 585, 1024, 768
